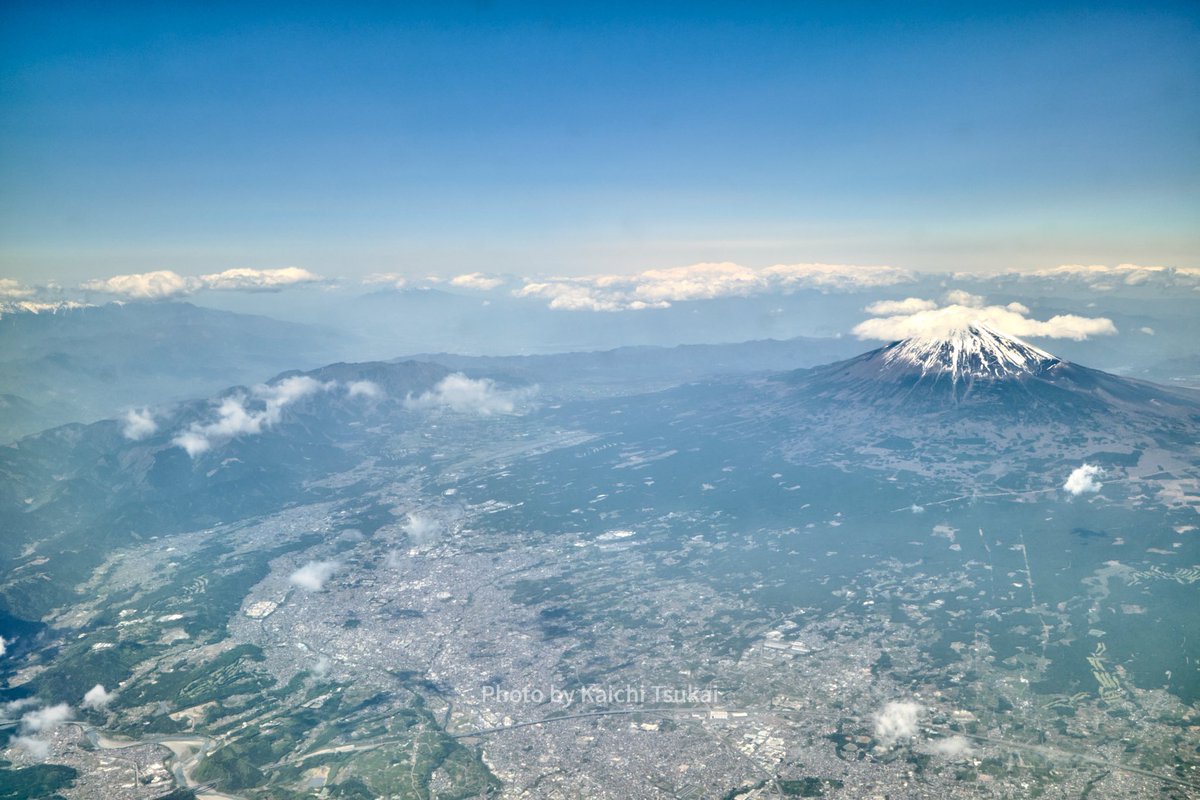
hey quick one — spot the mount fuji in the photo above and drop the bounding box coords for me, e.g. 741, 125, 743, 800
787, 324, 1200, 417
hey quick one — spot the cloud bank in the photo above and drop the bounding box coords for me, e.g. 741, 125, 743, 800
854, 291, 1117, 341
172, 376, 330, 456
516, 262, 914, 311
200, 267, 321, 292
405, 374, 533, 415
81, 267, 322, 299
0, 278, 37, 299
1004, 263, 1200, 291
1064, 464, 1104, 496
289, 560, 340, 591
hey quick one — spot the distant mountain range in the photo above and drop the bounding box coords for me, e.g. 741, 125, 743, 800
0, 301, 866, 441
0, 303, 348, 442
399, 336, 867, 398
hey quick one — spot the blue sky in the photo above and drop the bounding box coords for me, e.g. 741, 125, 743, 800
1, 2, 1197, 284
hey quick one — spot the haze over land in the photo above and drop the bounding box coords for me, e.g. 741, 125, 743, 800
1, 3, 1198, 799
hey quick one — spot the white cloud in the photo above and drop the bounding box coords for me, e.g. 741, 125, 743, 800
82, 684, 113, 710
1, 698, 37, 719
874, 700, 922, 748
21, 703, 73, 733
450, 272, 505, 290
121, 408, 157, 441
173, 431, 212, 457
517, 279, 659, 311
12, 736, 50, 760
81, 270, 193, 300
289, 560, 340, 591
1064, 464, 1104, 496
762, 262, 915, 291
346, 380, 382, 399
1139, 326, 1155, 335
909, 504, 925, 514
0, 278, 36, 299
363, 272, 408, 288
197, 267, 321, 292
231, 268, 321, 291
1021, 263, 1200, 289
405, 374, 533, 415
81, 267, 322, 299
865, 298, 938, 315
0, 635, 6, 656
172, 376, 331, 456
927, 735, 972, 758
516, 261, 914, 311
942, 289, 986, 308
853, 291, 1117, 341
311, 655, 332, 678
402, 513, 440, 546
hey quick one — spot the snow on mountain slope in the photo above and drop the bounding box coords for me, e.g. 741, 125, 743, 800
877, 323, 1060, 383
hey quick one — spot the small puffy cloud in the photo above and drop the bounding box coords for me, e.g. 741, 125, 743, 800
267, 375, 326, 406
1139, 326, 1155, 335
450, 272, 505, 291
173, 431, 212, 458
927, 735, 972, 758
865, 298, 938, 315
289, 560, 340, 591
346, 380, 382, 399
311, 655, 332, 678
0, 635, 7, 656
81, 270, 193, 300
82, 684, 113, 710
853, 291, 1117, 341
405, 374, 533, 415
21, 703, 73, 733
0, 278, 36, 299
874, 700, 922, 748
82, 267, 322, 300
1064, 464, 1104, 496
909, 504, 925, 514
12, 736, 50, 760
121, 408, 157, 441
403, 513, 440, 546
942, 289, 986, 308
516, 262, 914, 311
172, 376, 330, 456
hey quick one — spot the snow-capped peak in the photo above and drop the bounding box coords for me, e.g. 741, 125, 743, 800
880, 324, 1059, 382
